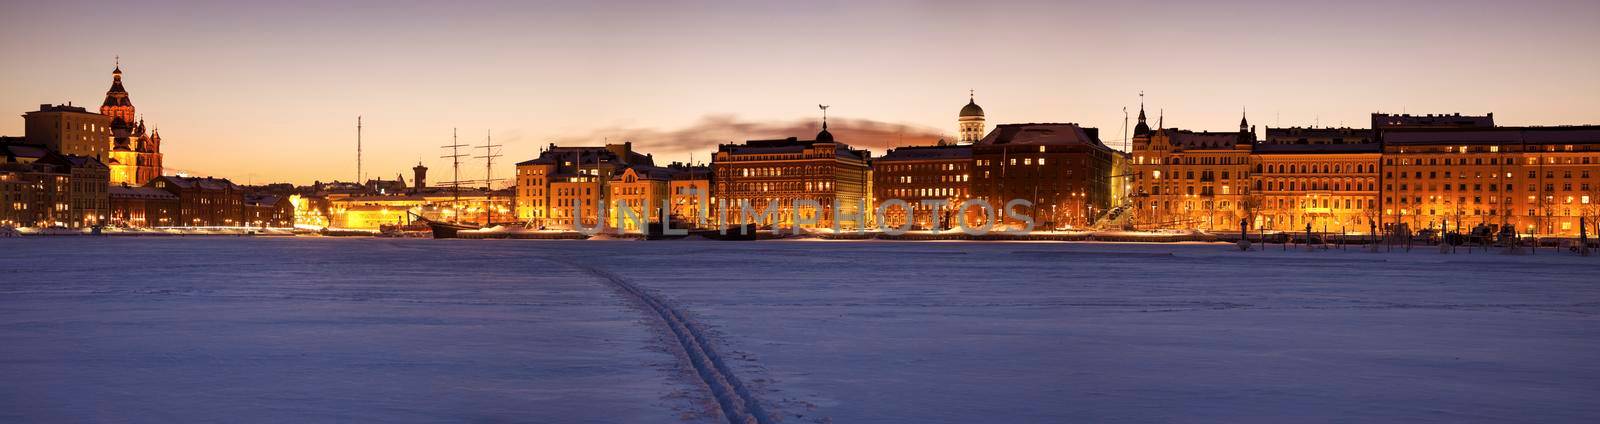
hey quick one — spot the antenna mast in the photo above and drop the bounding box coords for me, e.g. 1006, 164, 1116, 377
475, 130, 504, 224
356, 116, 363, 184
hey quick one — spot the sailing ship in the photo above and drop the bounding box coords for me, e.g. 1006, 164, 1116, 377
429, 129, 481, 238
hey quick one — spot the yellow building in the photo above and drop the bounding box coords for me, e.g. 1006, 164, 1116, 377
668, 164, 712, 226
514, 142, 653, 229
1130, 122, 1255, 231
1382, 126, 1600, 236
1251, 127, 1381, 232
23, 104, 112, 159
608, 166, 672, 231
327, 190, 511, 230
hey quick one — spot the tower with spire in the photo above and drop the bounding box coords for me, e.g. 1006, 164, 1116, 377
1133, 92, 1151, 137
101, 58, 164, 186
957, 90, 986, 144
1239, 107, 1255, 144
101, 57, 135, 123
816, 104, 834, 142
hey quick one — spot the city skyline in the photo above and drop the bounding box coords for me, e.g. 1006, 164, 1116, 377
3, 0, 1599, 185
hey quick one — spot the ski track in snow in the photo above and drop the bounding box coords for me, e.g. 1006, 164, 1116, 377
553, 258, 776, 424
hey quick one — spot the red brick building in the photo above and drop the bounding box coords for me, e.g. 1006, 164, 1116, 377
149, 176, 245, 227
971, 123, 1117, 229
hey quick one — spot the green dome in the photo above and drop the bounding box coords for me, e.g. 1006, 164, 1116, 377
960, 99, 984, 118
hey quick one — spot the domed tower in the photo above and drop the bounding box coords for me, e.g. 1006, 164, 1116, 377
816, 104, 835, 142
101, 59, 135, 123
958, 90, 985, 144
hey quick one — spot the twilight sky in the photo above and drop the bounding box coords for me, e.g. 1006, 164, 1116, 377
2, 0, 1598, 185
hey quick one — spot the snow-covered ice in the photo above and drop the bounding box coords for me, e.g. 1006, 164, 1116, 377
2, 238, 1598, 423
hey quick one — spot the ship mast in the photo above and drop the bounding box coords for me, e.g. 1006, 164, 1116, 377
441, 128, 469, 220
475, 130, 503, 224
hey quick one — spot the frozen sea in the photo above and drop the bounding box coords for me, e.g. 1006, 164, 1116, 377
2, 237, 1597, 423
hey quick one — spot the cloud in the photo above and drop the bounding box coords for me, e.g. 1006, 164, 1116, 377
559, 114, 948, 159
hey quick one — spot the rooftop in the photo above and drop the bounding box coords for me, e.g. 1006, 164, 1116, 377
110, 185, 179, 200
1383, 125, 1600, 145
976, 123, 1105, 147
878, 145, 973, 162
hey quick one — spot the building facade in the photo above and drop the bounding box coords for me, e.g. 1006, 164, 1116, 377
1, 143, 109, 228
109, 185, 179, 227
64, 155, 110, 226
515, 142, 653, 229
712, 122, 871, 230
1248, 127, 1382, 231
150, 176, 245, 227
971, 123, 1116, 229
23, 104, 112, 159
1130, 119, 1255, 231
667, 163, 712, 225
1381, 126, 1600, 236
872, 145, 972, 229
244, 194, 295, 228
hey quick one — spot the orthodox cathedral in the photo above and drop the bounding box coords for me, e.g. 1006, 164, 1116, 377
101, 60, 163, 186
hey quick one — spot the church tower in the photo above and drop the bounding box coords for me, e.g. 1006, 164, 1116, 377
101, 58, 163, 186
958, 91, 986, 144
101, 59, 135, 123
1133, 93, 1151, 137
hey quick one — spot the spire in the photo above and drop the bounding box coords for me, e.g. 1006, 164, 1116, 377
815, 104, 834, 142
1158, 109, 1164, 131
1133, 91, 1152, 137
102, 57, 134, 122
1137, 91, 1147, 122
1240, 106, 1249, 132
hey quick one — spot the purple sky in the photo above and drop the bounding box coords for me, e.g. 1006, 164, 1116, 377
2, 0, 1597, 185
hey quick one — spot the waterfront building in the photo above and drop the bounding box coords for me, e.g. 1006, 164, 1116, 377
1250, 127, 1382, 231
872, 145, 972, 229
712, 119, 871, 230
149, 176, 244, 227
1381, 126, 1600, 236
514, 142, 652, 229
1129, 112, 1255, 231
0, 143, 109, 228
666, 163, 712, 225
326, 188, 510, 230
109, 185, 178, 227
972, 123, 1116, 229
608, 165, 673, 231
244, 194, 294, 228
63, 155, 110, 226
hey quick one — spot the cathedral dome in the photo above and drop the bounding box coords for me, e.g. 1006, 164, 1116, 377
960, 99, 985, 118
